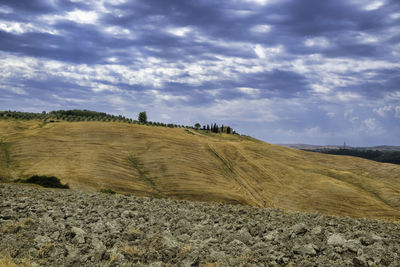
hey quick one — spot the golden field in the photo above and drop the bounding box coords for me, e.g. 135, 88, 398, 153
1, 119, 400, 221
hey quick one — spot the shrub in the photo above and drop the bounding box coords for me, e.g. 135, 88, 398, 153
21, 175, 69, 189
99, 188, 116, 194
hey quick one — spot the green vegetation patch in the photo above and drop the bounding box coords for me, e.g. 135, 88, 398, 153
99, 188, 116, 194
20, 175, 69, 189
308, 148, 400, 165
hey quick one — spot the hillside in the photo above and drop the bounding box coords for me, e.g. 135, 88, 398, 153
1, 119, 400, 221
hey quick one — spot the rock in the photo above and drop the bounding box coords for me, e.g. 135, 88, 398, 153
71, 226, 86, 244
121, 210, 131, 219
148, 261, 163, 267
353, 255, 368, 267
263, 230, 278, 241
34, 235, 51, 249
177, 233, 190, 242
361, 233, 382, 246
291, 223, 308, 235
344, 240, 360, 253
162, 231, 179, 249
327, 233, 346, 247
293, 244, 317, 256
311, 226, 322, 235
208, 249, 227, 263
50, 231, 60, 240
235, 228, 252, 245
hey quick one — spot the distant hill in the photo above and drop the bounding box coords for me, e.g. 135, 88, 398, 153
281, 144, 400, 165
280, 144, 400, 151
1, 119, 400, 221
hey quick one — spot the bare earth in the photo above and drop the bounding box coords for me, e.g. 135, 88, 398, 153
1, 183, 400, 266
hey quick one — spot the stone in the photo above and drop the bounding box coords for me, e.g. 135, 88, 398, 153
293, 244, 317, 256
311, 226, 322, 235
291, 223, 308, 235
34, 235, 51, 249
235, 228, 253, 245
344, 240, 360, 253
263, 230, 278, 241
121, 210, 131, 218
71, 226, 86, 244
327, 234, 346, 247
353, 255, 368, 267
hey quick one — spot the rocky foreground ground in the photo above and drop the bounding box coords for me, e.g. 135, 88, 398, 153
0, 183, 399, 266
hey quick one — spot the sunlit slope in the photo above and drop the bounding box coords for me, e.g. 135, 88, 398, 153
1, 120, 400, 221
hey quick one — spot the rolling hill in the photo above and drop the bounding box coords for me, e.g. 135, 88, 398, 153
1, 119, 400, 222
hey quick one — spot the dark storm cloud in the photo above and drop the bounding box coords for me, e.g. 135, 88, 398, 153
0, 0, 54, 14
0, 30, 104, 64
0, 0, 90, 16
349, 68, 400, 98
1, 0, 395, 64
0, 0, 399, 145
235, 70, 310, 97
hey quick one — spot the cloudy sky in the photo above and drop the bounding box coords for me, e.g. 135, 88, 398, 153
0, 0, 399, 146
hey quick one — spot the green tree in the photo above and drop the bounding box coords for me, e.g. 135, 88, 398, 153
138, 111, 147, 123
227, 126, 231, 134
194, 123, 201, 130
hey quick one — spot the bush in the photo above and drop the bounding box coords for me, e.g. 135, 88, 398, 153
99, 188, 116, 194
21, 175, 69, 189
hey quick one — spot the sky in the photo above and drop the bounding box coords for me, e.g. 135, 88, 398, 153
0, 0, 399, 146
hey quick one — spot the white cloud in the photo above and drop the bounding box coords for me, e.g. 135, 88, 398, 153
390, 13, 400, 20
363, 118, 378, 130
253, 44, 283, 59
106, 95, 130, 107
344, 110, 359, 123
364, 0, 385, 10
373, 105, 393, 117
0, 20, 58, 35
304, 37, 331, 48
0, 5, 12, 14
395, 106, 400, 118
211, 98, 279, 122
245, 0, 269, 5
336, 92, 363, 102
166, 27, 192, 37
0, 85, 28, 95
103, 26, 132, 38
355, 32, 380, 44
237, 87, 260, 95
52, 94, 88, 103
322, 92, 363, 103
91, 83, 123, 93
42, 9, 99, 25
251, 24, 272, 33
304, 127, 322, 137
311, 84, 331, 93
327, 112, 335, 118
65, 9, 99, 24
149, 90, 188, 102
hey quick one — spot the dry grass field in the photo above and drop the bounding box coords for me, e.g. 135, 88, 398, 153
1, 119, 400, 221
